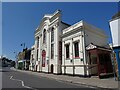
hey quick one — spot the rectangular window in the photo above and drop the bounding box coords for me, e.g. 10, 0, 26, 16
37, 38, 39, 48
66, 44, 69, 59
74, 42, 79, 58
51, 44, 54, 59
32, 54, 34, 60
51, 28, 54, 42
43, 29, 46, 44
37, 49, 39, 60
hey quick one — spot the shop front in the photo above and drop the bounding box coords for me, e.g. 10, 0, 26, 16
87, 44, 113, 78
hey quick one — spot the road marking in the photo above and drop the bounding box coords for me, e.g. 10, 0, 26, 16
10, 76, 38, 90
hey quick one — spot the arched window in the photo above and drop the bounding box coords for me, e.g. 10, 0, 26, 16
51, 27, 54, 42
43, 29, 46, 43
51, 27, 54, 59
37, 37, 39, 48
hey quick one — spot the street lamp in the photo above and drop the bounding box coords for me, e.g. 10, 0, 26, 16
13, 51, 18, 69
21, 43, 26, 50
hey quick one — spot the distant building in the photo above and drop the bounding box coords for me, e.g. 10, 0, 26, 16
109, 11, 120, 80
17, 48, 31, 70
0, 56, 13, 67
29, 45, 35, 71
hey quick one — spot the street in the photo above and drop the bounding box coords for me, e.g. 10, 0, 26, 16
1, 67, 97, 90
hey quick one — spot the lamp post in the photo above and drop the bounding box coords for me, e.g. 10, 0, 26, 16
21, 43, 26, 50
13, 51, 18, 69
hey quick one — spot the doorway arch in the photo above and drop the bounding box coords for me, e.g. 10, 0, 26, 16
51, 64, 54, 73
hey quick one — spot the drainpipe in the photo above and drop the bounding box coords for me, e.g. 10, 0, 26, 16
82, 25, 87, 77
64, 41, 66, 75
47, 31, 50, 73
81, 31, 85, 76
71, 38, 74, 76
48, 29, 50, 73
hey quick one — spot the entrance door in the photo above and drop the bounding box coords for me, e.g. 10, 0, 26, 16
89, 53, 98, 75
42, 50, 46, 67
51, 64, 54, 73
36, 65, 37, 71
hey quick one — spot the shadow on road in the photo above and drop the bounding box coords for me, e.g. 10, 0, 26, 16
0, 67, 16, 72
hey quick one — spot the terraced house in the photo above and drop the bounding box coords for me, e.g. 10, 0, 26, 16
30, 10, 113, 78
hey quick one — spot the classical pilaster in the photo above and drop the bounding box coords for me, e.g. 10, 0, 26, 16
62, 41, 65, 74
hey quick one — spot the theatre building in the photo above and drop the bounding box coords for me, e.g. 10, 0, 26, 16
33, 10, 113, 77
34, 10, 69, 74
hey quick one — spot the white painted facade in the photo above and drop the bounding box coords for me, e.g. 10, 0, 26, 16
29, 45, 35, 71
33, 10, 108, 76
34, 10, 69, 74
62, 20, 108, 76
109, 17, 120, 47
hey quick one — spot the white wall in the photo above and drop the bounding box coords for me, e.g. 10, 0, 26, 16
110, 18, 120, 47
34, 10, 63, 74
62, 30, 85, 75
85, 29, 108, 46
62, 20, 108, 76
84, 21, 108, 46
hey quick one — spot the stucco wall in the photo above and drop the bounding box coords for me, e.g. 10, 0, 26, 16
110, 18, 120, 47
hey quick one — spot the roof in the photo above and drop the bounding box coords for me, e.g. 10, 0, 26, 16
86, 43, 111, 51
61, 21, 71, 26
112, 11, 120, 20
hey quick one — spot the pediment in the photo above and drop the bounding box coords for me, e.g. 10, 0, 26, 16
86, 43, 97, 50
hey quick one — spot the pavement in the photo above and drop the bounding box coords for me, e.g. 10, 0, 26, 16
11, 67, 119, 89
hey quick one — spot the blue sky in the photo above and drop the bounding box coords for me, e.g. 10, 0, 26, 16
2, 2, 118, 60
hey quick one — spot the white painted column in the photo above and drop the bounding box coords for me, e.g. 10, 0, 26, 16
34, 38, 38, 71
62, 40, 65, 74
79, 35, 83, 62
71, 38, 75, 75
48, 29, 50, 73
82, 30, 87, 76
46, 29, 50, 72
55, 26, 59, 74
38, 37, 41, 72
40, 35, 42, 72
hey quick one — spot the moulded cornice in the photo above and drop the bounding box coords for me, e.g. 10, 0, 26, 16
61, 27, 83, 38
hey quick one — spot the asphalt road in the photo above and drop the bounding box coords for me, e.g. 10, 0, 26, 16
2, 67, 97, 90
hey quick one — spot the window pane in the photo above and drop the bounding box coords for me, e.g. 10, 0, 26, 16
74, 42, 79, 57
37, 49, 38, 60
37, 37, 39, 48
51, 28, 54, 42
66, 45, 69, 58
51, 44, 54, 59
43, 29, 46, 43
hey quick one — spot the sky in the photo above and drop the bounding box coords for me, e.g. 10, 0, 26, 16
2, 2, 119, 60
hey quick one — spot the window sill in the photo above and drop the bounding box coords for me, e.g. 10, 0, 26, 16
74, 57, 80, 59
66, 58, 70, 60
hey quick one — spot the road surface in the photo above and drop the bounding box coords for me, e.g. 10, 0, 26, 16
2, 67, 96, 90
